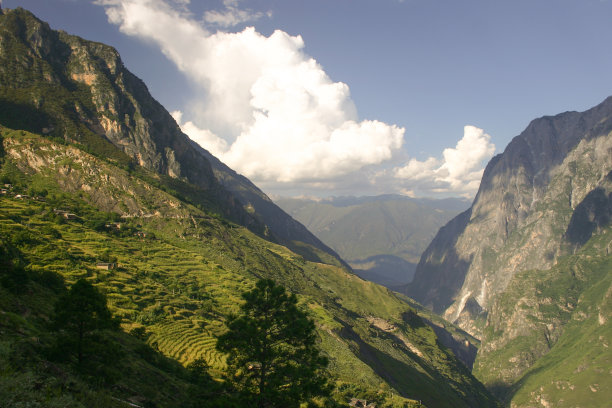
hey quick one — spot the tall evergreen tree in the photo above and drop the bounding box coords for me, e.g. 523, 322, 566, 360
216, 279, 332, 408
52, 278, 118, 366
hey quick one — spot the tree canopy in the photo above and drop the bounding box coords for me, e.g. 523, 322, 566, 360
216, 279, 332, 408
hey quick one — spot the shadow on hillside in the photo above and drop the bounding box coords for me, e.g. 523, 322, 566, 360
337, 320, 485, 408
565, 187, 612, 247
403, 208, 473, 314
0, 99, 51, 134
486, 381, 514, 403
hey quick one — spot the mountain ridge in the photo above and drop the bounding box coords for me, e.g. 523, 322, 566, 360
407, 95, 612, 321
191, 141, 348, 267
276, 195, 467, 288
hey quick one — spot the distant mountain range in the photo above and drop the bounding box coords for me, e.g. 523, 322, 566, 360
406, 95, 612, 406
276, 195, 467, 288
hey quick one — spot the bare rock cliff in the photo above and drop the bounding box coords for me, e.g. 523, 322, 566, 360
406, 95, 612, 337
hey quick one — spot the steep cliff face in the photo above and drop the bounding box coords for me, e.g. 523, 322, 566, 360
406, 96, 612, 405
0, 7, 209, 184
0, 8, 343, 264
407, 96, 612, 337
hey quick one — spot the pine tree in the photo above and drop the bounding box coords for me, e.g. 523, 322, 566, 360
216, 279, 332, 408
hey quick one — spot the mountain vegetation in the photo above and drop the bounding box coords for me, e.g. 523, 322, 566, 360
0, 8, 498, 407
0, 126, 494, 407
406, 95, 612, 406
216, 279, 332, 408
276, 196, 466, 289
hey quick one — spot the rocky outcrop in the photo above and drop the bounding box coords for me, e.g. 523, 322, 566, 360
405, 208, 473, 314
399, 95, 612, 407
0, 7, 213, 187
565, 182, 612, 246
406, 95, 612, 337
405, 96, 612, 403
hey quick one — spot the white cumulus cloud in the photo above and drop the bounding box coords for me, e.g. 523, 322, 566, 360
95, 0, 405, 184
170, 111, 228, 156
394, 125, 496, 195
94, 0, 495, 198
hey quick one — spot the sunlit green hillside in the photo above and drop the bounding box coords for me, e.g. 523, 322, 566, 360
0, 128, 497, 407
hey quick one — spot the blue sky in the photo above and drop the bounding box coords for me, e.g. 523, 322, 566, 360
7, 0, 612, 198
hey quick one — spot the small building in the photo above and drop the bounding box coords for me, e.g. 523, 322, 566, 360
96, 262, 116, 270
0, 188, 7, 195
106, 222, 122, 230
53, 209, 78, 219
14, 194, 30, 200
349, 398, 376, 408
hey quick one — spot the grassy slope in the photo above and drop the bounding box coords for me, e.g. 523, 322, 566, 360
0, 290, 198, 408
0, 129, 497, 407
511, 266, 610, 407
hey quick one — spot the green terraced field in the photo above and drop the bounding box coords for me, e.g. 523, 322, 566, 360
0, 129, 497, 407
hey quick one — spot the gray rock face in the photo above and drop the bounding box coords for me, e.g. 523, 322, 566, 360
1, 8, 207, 184
406, 96, 612, 337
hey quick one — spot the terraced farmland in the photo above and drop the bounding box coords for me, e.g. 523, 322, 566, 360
0, 130, 498, 407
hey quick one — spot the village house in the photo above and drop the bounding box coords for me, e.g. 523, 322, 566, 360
96, 262, 116, 270
106, 222, 122, 230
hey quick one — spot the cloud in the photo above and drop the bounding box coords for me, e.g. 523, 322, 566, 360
96, 0, 405, 184
171, 111, 228, 156
203, 0, 272, 28
394, 125, 496, 195
95, 0, 494, 198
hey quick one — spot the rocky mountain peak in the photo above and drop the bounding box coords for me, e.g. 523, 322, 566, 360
404, 96, 612, 405
407, 95, 612, 335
